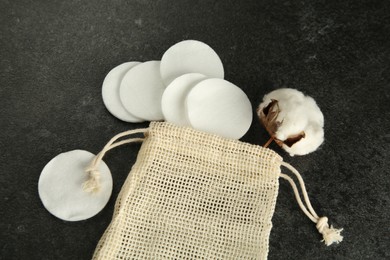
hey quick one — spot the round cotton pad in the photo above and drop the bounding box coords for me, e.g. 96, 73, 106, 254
161, 73, 207, 126
38, 150, 113, 221
102, 62, 144, 122
186, 78, 253, 139
120, 61, 165, 121
160, 40, 224, 85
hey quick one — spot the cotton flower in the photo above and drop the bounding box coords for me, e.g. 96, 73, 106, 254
257, 88, 324, 156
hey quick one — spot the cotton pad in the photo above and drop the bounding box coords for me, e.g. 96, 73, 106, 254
160, 40, 224, 85
186, 78, 252, 139
102, 62, 144, 122
38, 150, 112, 221
161, 73, 207, 126
119, 61, 165, 121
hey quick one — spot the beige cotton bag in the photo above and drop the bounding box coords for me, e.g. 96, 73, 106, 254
83, 122, 343, 259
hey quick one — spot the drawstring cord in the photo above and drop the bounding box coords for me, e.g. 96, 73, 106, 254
82, 128, 149, 193
280, 161, 344, 246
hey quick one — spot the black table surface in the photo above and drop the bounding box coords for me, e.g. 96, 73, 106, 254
1, 0, 389, 259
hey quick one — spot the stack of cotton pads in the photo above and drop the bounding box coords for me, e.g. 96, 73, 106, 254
102, 40, 253, 140
38, 40, 253, 222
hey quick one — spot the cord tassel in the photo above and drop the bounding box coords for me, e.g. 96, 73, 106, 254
83, 167, 101, 193
280, 161, 343, 246
316, 217, 344, 246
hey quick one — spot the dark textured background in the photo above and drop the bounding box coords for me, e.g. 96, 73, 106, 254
1, 0, 389, 259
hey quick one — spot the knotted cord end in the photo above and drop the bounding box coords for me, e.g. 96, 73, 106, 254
81, 128, 149, 194
316, 217, 344, 246
82, 167, 101, 193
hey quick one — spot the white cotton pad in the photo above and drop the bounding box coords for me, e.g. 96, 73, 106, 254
160, 40, 224, 85
38, 150, 112, 221
186, 78, 253, 139
119, 61, 165, 121
161, 73, 207, 126
102, 62, 144, 122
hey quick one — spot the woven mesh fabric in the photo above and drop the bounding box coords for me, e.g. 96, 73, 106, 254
93, 122, 282, 259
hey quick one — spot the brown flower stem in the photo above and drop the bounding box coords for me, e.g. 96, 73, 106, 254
263, 136, 274, 148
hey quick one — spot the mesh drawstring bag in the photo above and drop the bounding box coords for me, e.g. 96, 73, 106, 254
84, 122, 342, 259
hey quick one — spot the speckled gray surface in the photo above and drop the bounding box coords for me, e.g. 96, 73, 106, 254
1, 0, 389, 259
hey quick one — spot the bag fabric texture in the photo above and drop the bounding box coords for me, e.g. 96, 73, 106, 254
92, 122, 282, 259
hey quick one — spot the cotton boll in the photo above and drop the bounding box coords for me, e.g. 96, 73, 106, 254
257, 88, 324, 156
